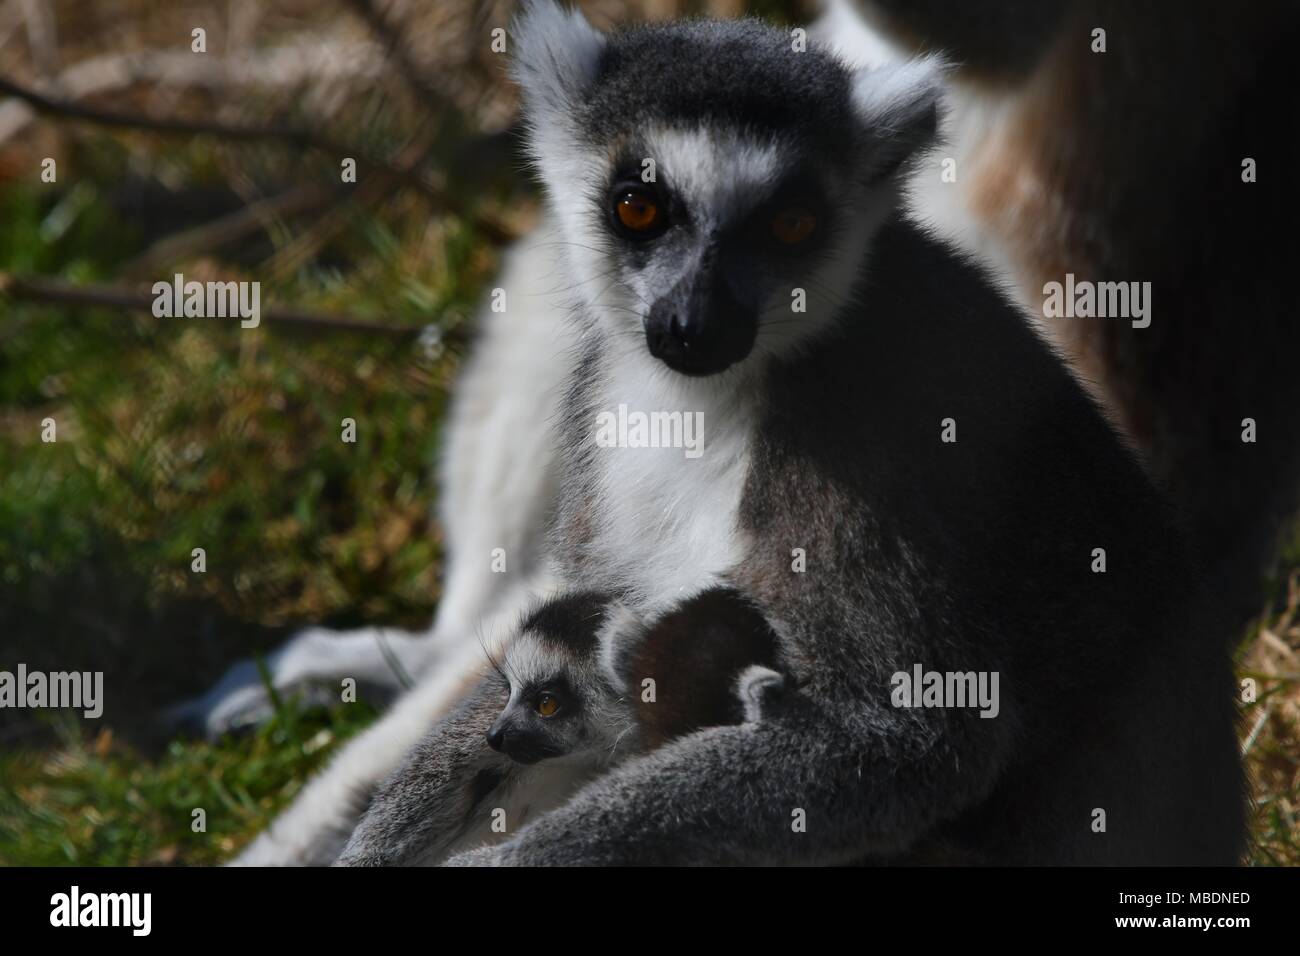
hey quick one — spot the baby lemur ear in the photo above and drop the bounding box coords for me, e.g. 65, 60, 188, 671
596, 600, 647, 691
736, 665, 789, 724
848, 55, 950, 183
511, 0, 607, 123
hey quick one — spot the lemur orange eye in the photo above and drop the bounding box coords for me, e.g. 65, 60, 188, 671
615, 193, 661, 233
771, 207, 817, 245
535, 693, 560, 717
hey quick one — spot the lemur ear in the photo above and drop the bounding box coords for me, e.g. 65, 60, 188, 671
511, 1, 607, 122
849, 55, 949, 182
736, 665, 789, 724
596, 601, 647, 691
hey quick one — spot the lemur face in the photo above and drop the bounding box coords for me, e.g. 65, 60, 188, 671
513, 4, 944, 377
485, 656, 588, 765
598, 134, 838, 377
488, 592, 626, 766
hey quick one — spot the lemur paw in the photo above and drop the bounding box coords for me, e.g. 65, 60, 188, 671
166, 626, 434, 739
165, 666, 337, 740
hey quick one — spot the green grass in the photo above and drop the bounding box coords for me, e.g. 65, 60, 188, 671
0, 132, 500, 865
0, 698, 379, 866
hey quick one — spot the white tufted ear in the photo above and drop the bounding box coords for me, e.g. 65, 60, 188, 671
511, 1, 607, 124
848, 55, 949, 181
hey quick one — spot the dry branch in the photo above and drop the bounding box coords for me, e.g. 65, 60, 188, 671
344, 0, 456, 114
0, 271, 427, 340
0, 74, 517, 244
0, 42, 390, 143
121, 183, 340, 278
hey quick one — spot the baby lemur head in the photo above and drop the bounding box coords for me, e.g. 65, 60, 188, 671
487, 591, 629, 765
512, 2, 945, 377
489, 587, 786, 765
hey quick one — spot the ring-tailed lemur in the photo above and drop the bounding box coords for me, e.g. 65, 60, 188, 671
336, 588, 782, 866
431, 2, 1243, 865
219, 0, 1251, 866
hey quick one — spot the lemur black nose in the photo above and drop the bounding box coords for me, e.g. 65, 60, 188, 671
486, 725, 506, 751
645, 279, 757, 377
646, 301, 707, 363
670, 316, 702, 353
668, 312, 694, 348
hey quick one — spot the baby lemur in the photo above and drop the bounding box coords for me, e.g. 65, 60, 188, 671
335, 588, 781, 866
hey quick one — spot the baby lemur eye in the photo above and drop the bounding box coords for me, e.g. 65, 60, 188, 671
771, 207, 817, 245
613, 191, 664, 238
535, 692, 562, 717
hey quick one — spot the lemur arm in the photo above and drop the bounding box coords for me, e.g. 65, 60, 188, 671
335, 673, 510, 866
445, 686, 1012, 866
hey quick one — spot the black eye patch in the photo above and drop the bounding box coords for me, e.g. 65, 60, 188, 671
603, 163, 680, 243
736, 170, 832, 253
525, 674, 577, 707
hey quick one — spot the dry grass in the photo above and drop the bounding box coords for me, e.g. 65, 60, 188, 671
1239, 565, 1300, 864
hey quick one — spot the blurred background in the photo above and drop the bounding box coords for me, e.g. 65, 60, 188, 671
0, 0, 1294, 865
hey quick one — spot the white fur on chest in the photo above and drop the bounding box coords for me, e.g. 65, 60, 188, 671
583, 346, 759, 613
